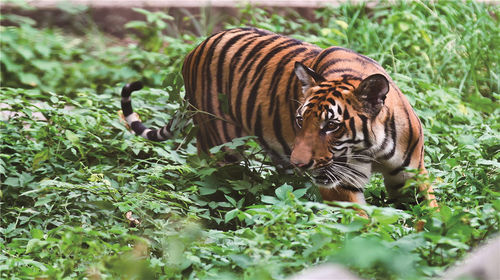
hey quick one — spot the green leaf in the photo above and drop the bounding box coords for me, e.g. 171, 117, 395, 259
229, 254, 252, 268
492, 199, 500, 211
261, 195, 279, 205
124, 21, 148, 30
19, 72, 40, 86
3, 177, 19, 187
25, 238, 42, 253
329, 220, 366, 233
476, 159, 500, 169
225, 209, 239, 223
16, 45, 34, 60
31, 60, 58, 71
293, 188, 307, 199
218, 93, 230, 114
440, 205, 453, 223
303, 233, 331, 257
65, 130, 80, 145
225, 195, 237, 207
371, 208, 402, 225
30, 228, 44, 239
32, 149, 49, 170
198, 186, 217, 195
275, 184, 293, 200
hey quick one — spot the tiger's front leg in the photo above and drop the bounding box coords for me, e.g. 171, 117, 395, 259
383, 164, 438, 208
318, 186, 366, 204
318, 186, 369, 218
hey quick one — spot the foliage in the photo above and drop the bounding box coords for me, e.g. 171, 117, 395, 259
1, 1, 499, 279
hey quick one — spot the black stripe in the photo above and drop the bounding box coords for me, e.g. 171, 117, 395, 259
349, 117, 357, 141
334, 139, 363, 145
342, 74, 362, 83
147, 130, 161, 141
355, 54, 379, 67
272, 99, 291, 155
312, 88, 331, 95
121, 100, 133, 116
381, 115, 397, 160
396, 106, 414, 169
375, 114, 393, 154
318, 58, 348, 74
343, 107, 350, 120
332, 90, 342, 98
131, 121, 146, 136
120, 82, 143, 118
338, 185, 363, 193
312, 47, 346, 70
254, 105, 272, 153
359, 114, 371, 147
121, 81, 143, 98
322, 68, 362, 78
418, 143, 424, 170
406, 111, 414, 153
389, 137, 420, 176
287, 68, 301, 133
159, 126, 168, 138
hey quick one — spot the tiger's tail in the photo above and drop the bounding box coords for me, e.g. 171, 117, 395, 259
120, 81, 173, 141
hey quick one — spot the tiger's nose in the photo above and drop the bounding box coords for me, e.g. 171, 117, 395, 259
291, 137, 313, 169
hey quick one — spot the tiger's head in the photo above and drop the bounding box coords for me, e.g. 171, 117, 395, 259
291, 61, 390, 189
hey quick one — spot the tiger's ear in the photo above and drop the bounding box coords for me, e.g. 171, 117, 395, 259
294, 61, 325, 96
354, 74, 389, 114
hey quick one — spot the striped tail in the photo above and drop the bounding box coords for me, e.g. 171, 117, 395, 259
120, 81, 172, 141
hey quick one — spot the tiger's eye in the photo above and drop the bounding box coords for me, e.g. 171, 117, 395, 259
324, 121, 339, 132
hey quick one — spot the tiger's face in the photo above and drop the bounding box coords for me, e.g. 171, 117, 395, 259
291, 62, 389, 189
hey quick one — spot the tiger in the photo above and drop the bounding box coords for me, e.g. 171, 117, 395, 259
121, 27, 438, 207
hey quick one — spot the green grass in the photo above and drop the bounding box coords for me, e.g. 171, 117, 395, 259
1, 1, 499, 279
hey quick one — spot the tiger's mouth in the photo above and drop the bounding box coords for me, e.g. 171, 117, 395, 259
311, 164, 367, 192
